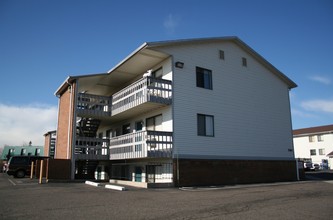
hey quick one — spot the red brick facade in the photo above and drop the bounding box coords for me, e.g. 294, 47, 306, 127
55, 82, 76, 159
43, 133, 50, 157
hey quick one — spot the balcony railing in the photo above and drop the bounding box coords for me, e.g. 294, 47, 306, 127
76, 77, 172, 118
76, 93, 111, 117
109, 130, 173, 160
111, 77, 172, 116
74, 137, 109, 160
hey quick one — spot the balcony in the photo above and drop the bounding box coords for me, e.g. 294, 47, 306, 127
74, 137, 109, 160
76, 93, 111, 118
111, 77, 172, 118
76, 77, 172, 120
109, 131, 173, 160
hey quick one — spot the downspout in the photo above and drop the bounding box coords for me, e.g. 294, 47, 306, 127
66, 78, 78, 180
67, 78, 73, 160
54, 98, 60, 158
171, 56, 179, 187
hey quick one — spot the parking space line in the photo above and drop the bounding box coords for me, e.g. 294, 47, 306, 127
324, 180, 333, 184
8, 179, 16, 186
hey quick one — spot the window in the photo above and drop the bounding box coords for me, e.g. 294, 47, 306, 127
146, 115, 163, 131
152, 68, 163, 79
35, 148, 41, 156
319, 149, 325, 155
106, 129, 112, 139
310, 149, 316, 156
21, 149, 27, 156
135, 121, 143, 131
309, 135, 315, 142
122, 124, 131, 135
197, 114, 214, 137
219, 50, 225, 60
196, 67, 212, 90
318, 135, 324, 142
242, 57, 247, 67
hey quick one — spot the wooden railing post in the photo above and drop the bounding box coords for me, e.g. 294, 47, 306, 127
39, 160, 43, 184
30, 161, 34, 179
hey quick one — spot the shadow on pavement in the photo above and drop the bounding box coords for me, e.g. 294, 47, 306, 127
305, 170, 333, 181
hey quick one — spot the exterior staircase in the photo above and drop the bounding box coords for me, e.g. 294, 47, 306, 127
77, 118, 101, 138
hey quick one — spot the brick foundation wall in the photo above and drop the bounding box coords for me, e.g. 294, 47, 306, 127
173, 159, 297, 187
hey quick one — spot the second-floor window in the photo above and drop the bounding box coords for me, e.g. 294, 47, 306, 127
197, 114, 214, 137
318, 135, 324, 142
196, 67, 212, 90
309, 135, 315, 142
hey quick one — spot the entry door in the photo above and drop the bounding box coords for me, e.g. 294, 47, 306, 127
135, 167, 142, 182
146, 165, 156, 183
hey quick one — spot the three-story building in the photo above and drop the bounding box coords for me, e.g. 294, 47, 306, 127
54, 37, 297, 187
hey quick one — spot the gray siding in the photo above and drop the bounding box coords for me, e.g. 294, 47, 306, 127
156, 41, 294, 160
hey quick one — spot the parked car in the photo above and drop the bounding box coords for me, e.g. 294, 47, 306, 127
312, 163, 320, 170
304, 162, 319, 171
6, 156, 49, 178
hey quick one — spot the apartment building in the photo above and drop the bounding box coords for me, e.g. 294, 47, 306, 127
43, 130, 56, 159
54, 36, 297, 187
293, 124, 333, 169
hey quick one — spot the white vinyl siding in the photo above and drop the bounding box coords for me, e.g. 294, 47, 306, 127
157, 41, 294, 159
98, 106, 172, 137
294, 132, 333, 168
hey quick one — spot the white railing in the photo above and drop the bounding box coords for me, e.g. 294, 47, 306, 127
109, 131, 173, 160
76, 93, 112, 117
112, 77, 172, 116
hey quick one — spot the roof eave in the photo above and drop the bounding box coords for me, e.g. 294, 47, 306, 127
107, 42, 149, 73
54, 73, 109, 97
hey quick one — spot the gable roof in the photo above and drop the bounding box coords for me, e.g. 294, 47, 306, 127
144, 36, 297, 89
55, 36, 297, 96
293, 124, 333, 136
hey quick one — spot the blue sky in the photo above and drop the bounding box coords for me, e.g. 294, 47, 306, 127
0, 0, 332, 147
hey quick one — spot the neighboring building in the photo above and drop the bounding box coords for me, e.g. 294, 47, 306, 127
0, 145, 44, 160
54, 36, 297, 187
44, 130, 57, 159
293, 124, 333, 169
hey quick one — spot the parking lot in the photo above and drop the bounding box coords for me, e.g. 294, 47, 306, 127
1, 172, 333, 220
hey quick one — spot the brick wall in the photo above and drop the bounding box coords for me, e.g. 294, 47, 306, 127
43, 134, 50, 157
55, 82, 76, 159
173, 159, 297, 187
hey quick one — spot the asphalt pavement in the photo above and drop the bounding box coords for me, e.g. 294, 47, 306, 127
0, 172, 333, 220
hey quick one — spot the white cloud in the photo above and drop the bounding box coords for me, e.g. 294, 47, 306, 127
163, 14, 180, 34
291, 108, 317, 118
308, 76, 331, 85
0, 103, 57, 148
301, 99, 333, 113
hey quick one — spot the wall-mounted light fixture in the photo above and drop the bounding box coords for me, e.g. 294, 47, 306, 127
175, 61, 184, 68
